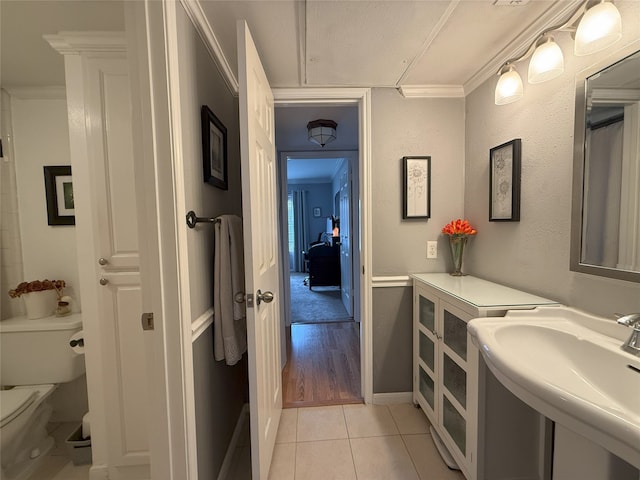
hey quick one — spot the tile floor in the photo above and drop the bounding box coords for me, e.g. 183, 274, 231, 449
228, 403, 466, 480
27, 422, 90, 480
29, 404, 465, 480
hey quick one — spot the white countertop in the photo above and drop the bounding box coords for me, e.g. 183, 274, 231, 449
411, 273, 558, 309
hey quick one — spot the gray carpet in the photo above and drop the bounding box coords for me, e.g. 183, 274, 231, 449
289, 272, 352, 324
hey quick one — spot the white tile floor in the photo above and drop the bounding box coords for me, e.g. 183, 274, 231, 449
30, 404, 465, 480
228, 403, 465, 480
27, 422, 90, 480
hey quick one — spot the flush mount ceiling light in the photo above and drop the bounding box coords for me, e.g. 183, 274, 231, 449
574, 0, 622, 56
494, 0, 623, 105
307, 119, 337, 147
495, 64, 524, 105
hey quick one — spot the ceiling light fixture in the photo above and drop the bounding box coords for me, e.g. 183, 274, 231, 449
494, 0, 623, 105
307, 119, 337, 147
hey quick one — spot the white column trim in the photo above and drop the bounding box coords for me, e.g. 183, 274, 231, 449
273, 87, 373, 404
179, 0, 239, 95
44, 31, 127, 54
372, 275, 412, 287
3, 86, 66, 99
398, 85, 465, 98
191, 308, 215, 341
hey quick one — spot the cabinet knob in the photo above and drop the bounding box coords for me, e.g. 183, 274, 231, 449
99, 278, 109, 286
98, 258, 109, 266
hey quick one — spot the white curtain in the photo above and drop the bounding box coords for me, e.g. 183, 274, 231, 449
291, 190, 309, 272
0, 90, 25, 319
582, 120, 624, 267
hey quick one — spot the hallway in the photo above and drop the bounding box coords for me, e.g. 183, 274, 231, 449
282, 322, 361, 407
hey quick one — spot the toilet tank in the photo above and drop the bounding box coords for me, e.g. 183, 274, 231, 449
0, 313, 85, 386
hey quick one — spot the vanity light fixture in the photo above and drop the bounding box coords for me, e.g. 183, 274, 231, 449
528, 35, 564, 84
574, 0, 622, 56
494, 0, 623, 105
495, 64, 524, 105
307, 119, 337, 147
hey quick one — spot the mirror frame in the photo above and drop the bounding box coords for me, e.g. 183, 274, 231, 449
570, 43, 640, 283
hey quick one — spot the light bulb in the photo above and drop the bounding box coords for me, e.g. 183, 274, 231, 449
528, 37, 564, 83
495, 65, 524, 105
575, 1, 622, 56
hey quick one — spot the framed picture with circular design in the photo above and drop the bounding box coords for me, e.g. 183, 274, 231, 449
490, 139, 521, 221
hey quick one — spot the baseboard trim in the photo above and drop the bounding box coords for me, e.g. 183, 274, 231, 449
372, 392, 414, 405
217, 403, 249, 480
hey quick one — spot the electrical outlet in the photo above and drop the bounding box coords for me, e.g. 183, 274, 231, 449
427, 241, 438, 259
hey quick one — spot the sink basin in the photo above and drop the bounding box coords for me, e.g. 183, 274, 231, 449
468, 306, 640, 469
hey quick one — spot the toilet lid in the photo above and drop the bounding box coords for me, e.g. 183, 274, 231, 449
0, 388, 37, 428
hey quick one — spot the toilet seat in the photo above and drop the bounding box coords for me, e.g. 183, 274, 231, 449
0, 385, 55, 429
0, 389, 37, 428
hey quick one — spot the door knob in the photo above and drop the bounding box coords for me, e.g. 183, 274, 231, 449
99, 278, 109, 286
98, 257, 109, 266
256, 289, 274, 305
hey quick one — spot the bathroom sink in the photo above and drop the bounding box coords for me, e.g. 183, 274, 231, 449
467, 306, 640, 469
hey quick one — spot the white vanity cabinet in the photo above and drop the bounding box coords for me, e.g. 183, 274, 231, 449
412, 273, 557, 480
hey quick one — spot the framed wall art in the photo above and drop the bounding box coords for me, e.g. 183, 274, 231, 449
201, 105, 228, 190
43, 165, 75, 225
403, 156, 431, 219
489, 138, 521, 221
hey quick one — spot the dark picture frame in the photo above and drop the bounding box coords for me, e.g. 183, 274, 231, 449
402, 156, 431, 219
201, 105, 228, 190
489, 139, 521, 221
43, 165, 75, 225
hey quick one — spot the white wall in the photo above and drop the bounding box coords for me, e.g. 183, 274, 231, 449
372, 89, 466, 274
464, 1, 640, 317
10, 92, 81, 310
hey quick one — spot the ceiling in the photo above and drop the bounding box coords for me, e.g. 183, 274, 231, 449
1, 0, 586, 93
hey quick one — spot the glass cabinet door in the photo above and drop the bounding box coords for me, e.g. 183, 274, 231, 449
414, 286, 438, 422
438, 301, 473, 461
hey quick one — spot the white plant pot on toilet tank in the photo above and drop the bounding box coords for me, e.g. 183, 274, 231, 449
22, 290, 58, 319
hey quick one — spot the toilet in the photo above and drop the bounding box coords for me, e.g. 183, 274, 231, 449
0, 313, 85, 480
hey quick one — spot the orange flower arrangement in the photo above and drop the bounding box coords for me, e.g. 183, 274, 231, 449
442, 219, 477, 236
8, 279, 66, 299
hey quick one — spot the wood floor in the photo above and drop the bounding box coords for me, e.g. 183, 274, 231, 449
282, 321, 362, 408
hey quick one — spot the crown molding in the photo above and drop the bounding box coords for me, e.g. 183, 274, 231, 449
3, 86, 66, 100
463, 0, 582, 95
44, 31, 126, 55
398, 85, 465, 98
180, 0, 239, 95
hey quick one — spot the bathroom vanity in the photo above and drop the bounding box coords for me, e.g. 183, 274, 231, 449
411, 273, 558, 480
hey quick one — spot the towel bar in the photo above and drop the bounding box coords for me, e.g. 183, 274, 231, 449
186, 210, 221, 229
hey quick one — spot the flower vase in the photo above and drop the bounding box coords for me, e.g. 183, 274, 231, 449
22, 290, 58, 319
448, 235, 468, 276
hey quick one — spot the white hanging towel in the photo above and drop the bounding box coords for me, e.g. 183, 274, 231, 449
213, 214, 247, 365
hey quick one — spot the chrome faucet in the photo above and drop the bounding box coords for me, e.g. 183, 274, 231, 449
616, 313, 640, 356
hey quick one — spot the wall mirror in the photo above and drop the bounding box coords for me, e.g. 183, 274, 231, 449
571, 47, 640, 283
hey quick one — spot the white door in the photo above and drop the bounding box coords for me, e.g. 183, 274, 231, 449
237, 20, 282, 480
51, 34, 151, 478
340, 165, 353, 316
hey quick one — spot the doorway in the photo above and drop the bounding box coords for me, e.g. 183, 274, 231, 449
275, 105, 362, 407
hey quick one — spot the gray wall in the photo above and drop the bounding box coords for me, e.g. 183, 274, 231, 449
371, 89, 465, 393
371, 88, 465, 275
174, 5, 247, 479
287, 182, 334, 245
373, 286, 413, 393
464, 1, 640, 318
